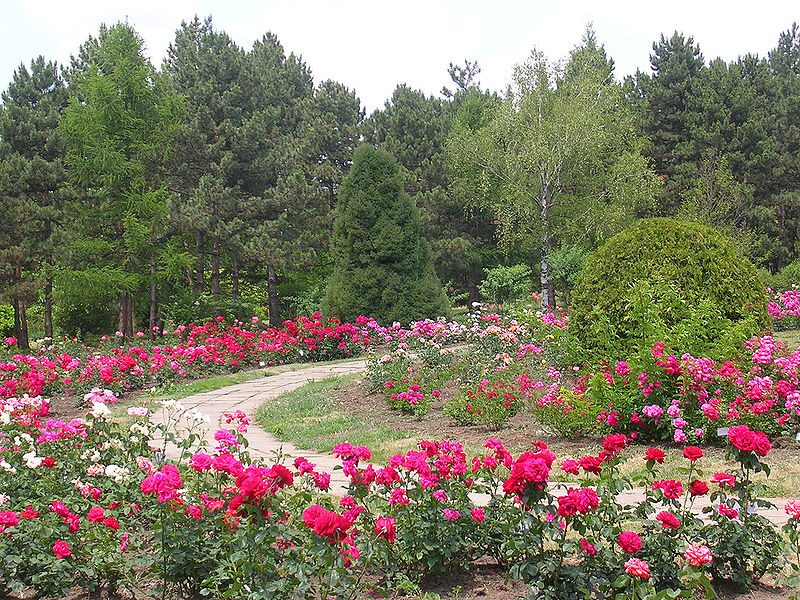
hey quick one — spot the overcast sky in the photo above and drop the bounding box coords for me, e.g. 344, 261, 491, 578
1, 0, 797, 113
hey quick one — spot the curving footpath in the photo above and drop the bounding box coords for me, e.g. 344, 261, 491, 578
151, 358, 791, 526
150, 359, 366, 492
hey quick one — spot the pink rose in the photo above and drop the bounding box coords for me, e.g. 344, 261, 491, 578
624, 557, 650, 579
684, 545, 712, 566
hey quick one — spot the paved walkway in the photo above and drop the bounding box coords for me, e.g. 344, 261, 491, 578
150, 359, 792, 526
150, 360, 366, 490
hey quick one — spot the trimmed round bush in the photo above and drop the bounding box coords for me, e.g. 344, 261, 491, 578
569, 218, 769, 359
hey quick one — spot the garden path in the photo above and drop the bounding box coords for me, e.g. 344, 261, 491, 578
149, 359, 366, 492
153, 359, 792, 526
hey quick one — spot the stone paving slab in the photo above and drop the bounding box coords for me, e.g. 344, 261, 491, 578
149, 358, 792, 525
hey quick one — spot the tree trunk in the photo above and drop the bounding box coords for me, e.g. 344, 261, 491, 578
118, 293, 134, 341
125, 293, 134, 340
149, 259, 157, 340
539, 197, 553, 309
195, 231, 204, 296
44, 219, 54, 338
44, 274, 53, 338
267, 264, 281, 327
467, 270, 480, 305
231, 254, 240, 301
183, 238, 194, 291
13, 297, 29, 350
211, 237, 221, 298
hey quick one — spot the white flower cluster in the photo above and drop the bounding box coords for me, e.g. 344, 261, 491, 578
89, 401, 112, 419
184, 407, 210, 425
105, 464, 130, 483
22, 451, 43, 469
160, 399, 185, 412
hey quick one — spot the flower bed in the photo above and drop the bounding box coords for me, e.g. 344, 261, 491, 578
0, 392, 798, 599
0, 314, 372, 400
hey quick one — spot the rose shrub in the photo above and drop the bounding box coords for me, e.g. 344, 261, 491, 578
2, 390, 797, 599
0, 314, 372, 400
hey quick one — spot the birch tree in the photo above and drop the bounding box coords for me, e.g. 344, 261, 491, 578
448, 31, 658, 307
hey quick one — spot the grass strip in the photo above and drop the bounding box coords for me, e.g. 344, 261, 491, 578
255, 374, 417, 466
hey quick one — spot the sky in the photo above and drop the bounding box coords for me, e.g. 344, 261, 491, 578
0, 0, 798, 113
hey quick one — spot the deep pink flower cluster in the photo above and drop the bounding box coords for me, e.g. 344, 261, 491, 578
140, 464, 182, 503
556, 487, 600, 517
0, 314, 372, 399
502, 442, 556, 497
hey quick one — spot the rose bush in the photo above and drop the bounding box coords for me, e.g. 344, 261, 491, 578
0, 314, 372, 400
2, 389, 797, 599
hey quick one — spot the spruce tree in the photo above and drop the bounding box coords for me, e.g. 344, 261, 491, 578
323, 145, 448, 324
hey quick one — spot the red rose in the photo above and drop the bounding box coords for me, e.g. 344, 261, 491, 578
302, 504, 351, 542
578, 455, 602, 475
689, 480, 709, 496
53, 540, 71, 559
87, 507, 105, 522
728, 425, 756, 452
653, 479, 684, 499
374, 516, 396, 543
618, 531, 642, 553
602, 434, 627, 453
656, 511, 681, 529
560, 459, 580, 475
581, 538, 597, 556
0, 510, 19, 530
644, 448, 665, 464
753, 432, 771, 457
683, 446, 703, 461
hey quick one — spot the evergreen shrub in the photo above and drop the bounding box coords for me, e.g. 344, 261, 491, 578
569, 218, 769, 359
323, 146, 448, 325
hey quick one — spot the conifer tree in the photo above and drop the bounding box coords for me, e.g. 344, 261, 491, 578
323, 145, 448, 324
0, 57, 69, 347
60, 23, 182, 338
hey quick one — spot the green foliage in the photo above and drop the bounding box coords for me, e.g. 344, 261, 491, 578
158, 292, 259, 326
766, 260, 800, 291
0, 305, 13, 337
54, 297, 116, 337
532, 387, 602, 437
448, 28, 659, 307
59, 22, 183, 338
478, 264, 532, 306
365, 82, 499, 304
569, 218, 769, 359
323, 145, 449, 325
0, 56, 69, 347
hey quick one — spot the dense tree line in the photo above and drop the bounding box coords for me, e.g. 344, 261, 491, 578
1, 18, 799, 345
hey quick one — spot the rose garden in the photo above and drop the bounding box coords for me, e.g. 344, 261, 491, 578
4, 13, 800, 600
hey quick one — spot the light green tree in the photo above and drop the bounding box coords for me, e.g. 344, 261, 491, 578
60, 23, 183, 338
448, 30, 659, 308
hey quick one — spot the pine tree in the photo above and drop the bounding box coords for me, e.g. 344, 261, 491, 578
0, 57, 69, 347
632, 32, 706, 209
323, 145, 448, 324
